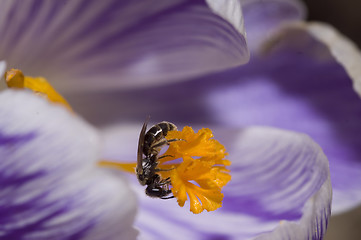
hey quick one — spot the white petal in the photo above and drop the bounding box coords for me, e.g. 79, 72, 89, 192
0, 90, 137, 239
206, 0, 245, 35
0, 60, 6, 91
0, 60, 6, 76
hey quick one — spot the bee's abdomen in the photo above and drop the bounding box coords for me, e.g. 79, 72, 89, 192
157, 121, 177, 136
143, 121, 177, 155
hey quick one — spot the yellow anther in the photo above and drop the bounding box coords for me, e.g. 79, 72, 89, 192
5, 69, 25, 88
5, 69, 72, 111
159, 127, 231, 214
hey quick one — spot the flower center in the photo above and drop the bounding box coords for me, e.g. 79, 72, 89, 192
100, 126, 231, 214
160, 127, 231, 214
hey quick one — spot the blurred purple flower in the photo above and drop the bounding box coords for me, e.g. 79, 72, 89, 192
4, 0, 359, 239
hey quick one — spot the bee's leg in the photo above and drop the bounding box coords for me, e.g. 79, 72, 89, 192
157, 155, 176, 172
167, 138, 186, 144
149, 139, 168, 154
158, 177, 171, 185
151, 175, 171, 185
161, 195, 175, 200
158, 154, 174, 159
155, 167, 176, 172
163, 177, 171, 183
150, 138, 186, 154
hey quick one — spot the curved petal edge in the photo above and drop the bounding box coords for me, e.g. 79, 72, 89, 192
222, 127, 332, 240
303, 22, 361, 99
260, 21, 361, 100
241, 0, 306, 52
206, 0, 246, 38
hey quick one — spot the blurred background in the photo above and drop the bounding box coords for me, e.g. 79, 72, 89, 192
301, 0, 361, 239
303, 0, 361, 47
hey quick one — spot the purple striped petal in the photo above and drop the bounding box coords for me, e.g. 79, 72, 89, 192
0, 0, 248, 92
0, 90, 137, 240
231, 23, 361, 214
100, 124, 331, 239
87, 22, 361, 214
241, 0, 306, 52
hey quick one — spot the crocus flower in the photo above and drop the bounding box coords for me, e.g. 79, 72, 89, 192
2, 0, 354, 239
65, 0, 359, 215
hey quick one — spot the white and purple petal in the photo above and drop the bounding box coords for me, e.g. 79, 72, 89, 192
0, 90, 137, 239
0, 0, 249, 92
100, 124, 331, 239
299, 22, 361, 98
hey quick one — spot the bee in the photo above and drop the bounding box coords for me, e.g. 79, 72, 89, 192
136, 119, 177, 199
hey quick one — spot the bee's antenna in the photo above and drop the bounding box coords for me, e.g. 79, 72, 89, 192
145, 115, 151, 125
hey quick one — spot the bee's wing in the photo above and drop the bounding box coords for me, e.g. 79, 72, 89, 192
137, 117, 149, 173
